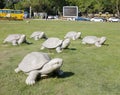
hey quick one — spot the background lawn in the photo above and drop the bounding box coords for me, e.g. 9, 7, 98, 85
0, 20, 120, 95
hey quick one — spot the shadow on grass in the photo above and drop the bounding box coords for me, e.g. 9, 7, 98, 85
68, 48, 77, 50
51, 71, 74, 79
103, 43, 109, 46
64, 48, 77, 51
36, 71, 74, 81
58, 71, 74, 78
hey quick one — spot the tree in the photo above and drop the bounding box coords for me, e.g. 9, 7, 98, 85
116, 0, 120, 17
0, 0, 6, 9
0, 0, 119, 17
3, 0, 20, 9
111, 0, 120, 17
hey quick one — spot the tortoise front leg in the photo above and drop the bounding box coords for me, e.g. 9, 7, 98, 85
26, 70, 39, 85
12, 40, 18, 45
56, 47, 62, 53
95, 42, 101, 47
34, 36, 39, 40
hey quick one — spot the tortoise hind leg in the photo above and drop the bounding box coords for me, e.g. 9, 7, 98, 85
41, 46, 45, 50
15, 67, 21, 73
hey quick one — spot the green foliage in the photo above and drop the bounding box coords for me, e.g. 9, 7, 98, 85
0, 0, 6, 9
1, 0, 120, 16
0, 20, 120, 95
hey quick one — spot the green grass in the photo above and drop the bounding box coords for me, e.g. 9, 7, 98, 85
0, 20, 120, 95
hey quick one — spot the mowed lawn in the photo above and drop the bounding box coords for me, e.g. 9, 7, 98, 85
0, 20, 120, 95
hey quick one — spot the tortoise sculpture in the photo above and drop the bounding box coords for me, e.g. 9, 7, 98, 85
64, 31, 81, 40
3, 34, 28, 45
41, 37, 70, 53
30, 31, 47, 40
82, 36, 106, 47
15, 52, 63, 85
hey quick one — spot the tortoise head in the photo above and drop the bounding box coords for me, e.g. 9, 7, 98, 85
18, 34, 26, 45
99, 37, 106, 44
49, 58, 63, 69
39, 32, 48, 39
40, 58, 63, 74
61, 38, 70, 49
76, 32, 81, 39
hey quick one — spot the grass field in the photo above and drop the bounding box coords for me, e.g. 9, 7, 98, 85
0, 20, 120, 95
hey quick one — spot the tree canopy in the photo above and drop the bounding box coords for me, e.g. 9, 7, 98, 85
0, 0, 120, 17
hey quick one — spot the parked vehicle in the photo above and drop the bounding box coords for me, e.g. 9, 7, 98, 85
90, 17, 104, 22
47, 15, 54, 19
108, 17, 120, 22
75, 17, 90, 21
47, 15, 58, 19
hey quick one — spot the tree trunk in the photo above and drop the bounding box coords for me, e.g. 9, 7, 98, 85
116, 0, 120, 17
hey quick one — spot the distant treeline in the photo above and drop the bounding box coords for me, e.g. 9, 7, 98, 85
0, 0, 120, 17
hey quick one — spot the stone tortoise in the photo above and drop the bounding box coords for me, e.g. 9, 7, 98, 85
15, 52, 63, 85
3, 34, 29, 45
82, 36, 106, 47
30, 31, 47, 40
64, 31, 81, 40
41, 37, 70, 53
